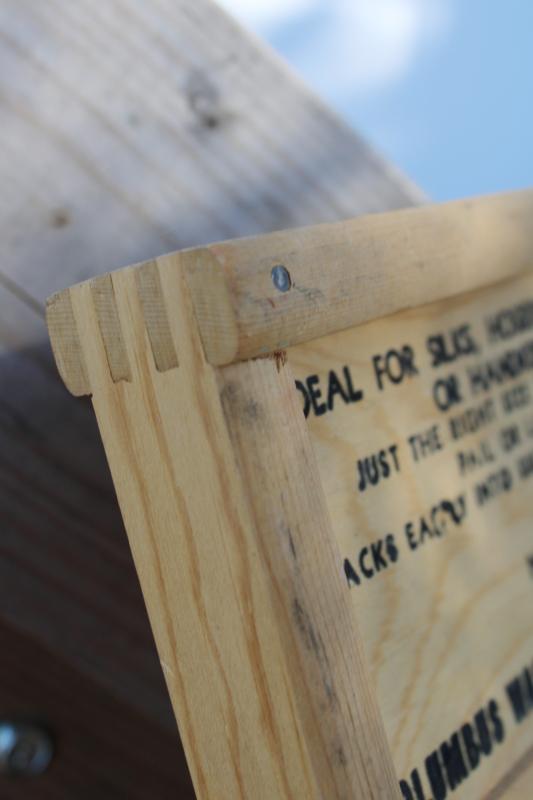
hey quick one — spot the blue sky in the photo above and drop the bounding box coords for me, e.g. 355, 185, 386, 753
219, 0, 533, 201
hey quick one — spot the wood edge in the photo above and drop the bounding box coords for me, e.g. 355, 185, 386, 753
217, 354, 401, 798
46, 257, 183, 394
46, 189, 533, 379
85, 266, 325, 797
203, 189, 533, 364
135, 259, 179, 372
151, 188, 533, 367
484, 742, 533, 799
45, 289, 92, 396
90, 273, 133, 384
181, 246, 239, 365
212, 0, 423, 207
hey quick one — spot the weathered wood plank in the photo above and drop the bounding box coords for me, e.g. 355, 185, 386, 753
0, 0, 420, 307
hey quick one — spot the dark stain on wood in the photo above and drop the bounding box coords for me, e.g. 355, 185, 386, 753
50, 209, 70, 229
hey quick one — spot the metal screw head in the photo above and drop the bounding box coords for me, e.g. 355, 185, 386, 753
0, 722, 54, 777
271, 265, 292, 293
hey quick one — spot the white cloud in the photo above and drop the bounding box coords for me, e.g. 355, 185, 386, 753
218, 0, 451, 96
218, 0, 317, 31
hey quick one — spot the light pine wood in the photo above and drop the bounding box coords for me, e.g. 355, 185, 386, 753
184, 190, 533, 365
48, 194, 533, 798
290, 270, 533, 798
49, 190, 533, 389
48, 253, 401, 798
218, 357, 399, 797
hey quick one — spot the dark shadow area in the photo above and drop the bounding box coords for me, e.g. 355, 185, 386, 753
0, 339, 193, 798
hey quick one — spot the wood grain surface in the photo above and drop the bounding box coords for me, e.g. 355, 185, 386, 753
47, 253, 402, 798
185, 190, 533, 365
290, 271, 533, 798
34, 7, 530, 796
218, 356, 400, 798
47, 213, 533, 798
0, 0, 420, 794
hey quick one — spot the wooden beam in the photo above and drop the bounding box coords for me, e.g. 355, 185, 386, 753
0, 0, 420, 311
218, 356, 400, 797
184, 190, 533, 365
48, 190, 533, 392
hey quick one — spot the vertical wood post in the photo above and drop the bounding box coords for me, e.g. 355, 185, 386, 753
48, 253, 400, 798
217, 356, 400, 798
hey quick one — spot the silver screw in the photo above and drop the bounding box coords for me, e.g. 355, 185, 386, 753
0, 722, 54, 777
271, 265, 292, 293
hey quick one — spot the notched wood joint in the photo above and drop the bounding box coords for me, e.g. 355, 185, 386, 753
91, 274, 132, 384
182, 247, 239, 366
135, 260, 179, 372
45, 289, 91, 397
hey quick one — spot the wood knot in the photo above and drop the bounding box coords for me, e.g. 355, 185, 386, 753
185, 70, 224, 130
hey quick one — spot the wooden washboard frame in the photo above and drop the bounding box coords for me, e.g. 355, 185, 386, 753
47, 190, 533, 798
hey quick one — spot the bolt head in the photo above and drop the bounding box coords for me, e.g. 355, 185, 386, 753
271, 265, 292, 293
0, 722, 54, 777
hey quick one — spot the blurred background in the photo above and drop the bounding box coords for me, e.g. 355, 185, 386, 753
220, 0, 533, 199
